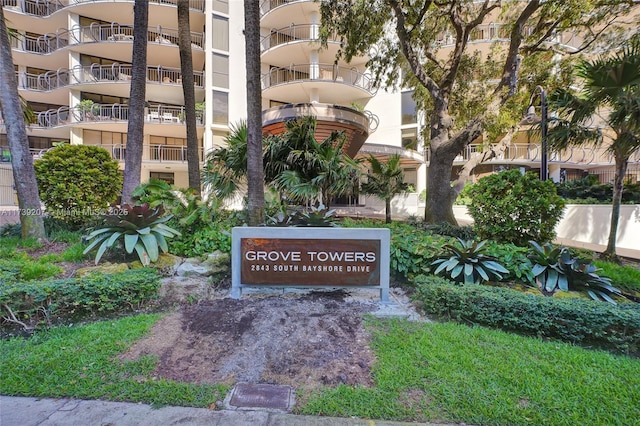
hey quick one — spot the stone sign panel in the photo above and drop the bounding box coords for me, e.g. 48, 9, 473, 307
231, 227, 390, 301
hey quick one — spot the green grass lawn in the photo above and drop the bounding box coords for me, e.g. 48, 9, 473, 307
301, 319, 640, 426
1, 314, 638, 425
0, 314, 228, 408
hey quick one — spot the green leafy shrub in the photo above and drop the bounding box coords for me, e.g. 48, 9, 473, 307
0, 268, 160, 332
556, 176, 640, 204
341, 218, 456, 282
483, 241, 535, 285
169, 223, 232, 258
413, 276, 640, 356
413, 221, 476, 240
0, 223, 21, 238
528, 241, 622, 303
84, 204, 181, 265
34, 145, 122, 227
467, 169, 565, 246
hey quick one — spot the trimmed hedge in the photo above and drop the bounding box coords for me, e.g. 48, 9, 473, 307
0, 268, 160, 332
413, 275, 640, 356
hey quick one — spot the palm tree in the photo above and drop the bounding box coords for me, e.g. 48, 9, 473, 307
121, 1, 149, 204
177, 0, 201, 195
0, 7, 45, 239
547, 36, 640, 261
202, 121, 248, 202
244, 0, 265, 225
274, 117, 361, 208
360, 154, 410, 223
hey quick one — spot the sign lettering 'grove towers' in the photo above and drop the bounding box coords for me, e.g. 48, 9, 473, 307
232, 227, 390, 301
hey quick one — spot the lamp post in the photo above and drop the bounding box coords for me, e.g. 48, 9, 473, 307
525, 86, 548, 181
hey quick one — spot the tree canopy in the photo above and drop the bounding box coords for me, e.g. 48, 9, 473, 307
547, 35, 640, 259
321, 0, 638, 224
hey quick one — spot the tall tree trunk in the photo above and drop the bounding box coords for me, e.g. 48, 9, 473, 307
244, 0, 265, 225
604, 153, 627, 260
0, 7, 45, 239
121, 1, 148, 204
385, 198, 391, 224
177, 0, 200, 195
425, 111, 483, 225
425, 151, 458, 225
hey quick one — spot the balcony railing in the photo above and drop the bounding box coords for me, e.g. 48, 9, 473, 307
18, 64, 204, 91
259, 0, 307, 17
424, 143, 640, 165
261, 24, 338, 51
10, 23, 204, 55
99, 144, 204, 163
5, 0, 204, 17
262, 64, 375, 95
437, 23, 584, 51
35, 104, 203, 128
1, 144, 203, 164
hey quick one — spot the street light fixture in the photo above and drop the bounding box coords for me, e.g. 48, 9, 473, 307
523, 86, 548, 181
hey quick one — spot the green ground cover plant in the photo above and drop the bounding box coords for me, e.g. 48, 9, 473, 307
0, 269, 160, 332
593, 259, 640, 295
301, 319, 640, 425
0, 315, 228, 407
413, 275, 640, 355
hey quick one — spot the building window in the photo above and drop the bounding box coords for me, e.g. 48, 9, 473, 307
212, 15, 229, 51
212, 53, 229, 88
150, 172, 175, 185
212, 0, 228, 14
401, 127, 418, 151
149, 136, 187, 146
401, 91, 417, 125
403, 167, 417, 190
212, 90, 228, 125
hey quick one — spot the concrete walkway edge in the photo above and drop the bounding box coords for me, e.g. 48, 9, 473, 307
0, 396, 451, 426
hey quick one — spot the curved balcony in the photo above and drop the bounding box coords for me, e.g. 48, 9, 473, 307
35, 104, 204, 138
259, 0, 318, 28
10, 24, 205, 70
262, 64, 376, 104
358, 144, 424, 166
3, 0, 205, 33
18, 64, 205, 105
260, 24, 357, 67
438, 23, 584, 52
262, 103, 371, 158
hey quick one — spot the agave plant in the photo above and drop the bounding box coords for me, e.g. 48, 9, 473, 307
528, 241, 622, 303
83, 204, 181, 265
431, 239, 508, 285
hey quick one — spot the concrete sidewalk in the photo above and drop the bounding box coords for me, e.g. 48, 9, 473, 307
0, 396, 448, 426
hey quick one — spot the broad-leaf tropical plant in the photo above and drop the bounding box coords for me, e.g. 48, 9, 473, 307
83, 204, 180, 266
431, 238, 509, 285
528, 241, 623, 303
547, 36, 640, 261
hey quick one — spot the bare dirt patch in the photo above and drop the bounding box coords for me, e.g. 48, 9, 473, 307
121, 291, 378, 392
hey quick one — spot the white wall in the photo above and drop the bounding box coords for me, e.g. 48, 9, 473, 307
364, 87, 403, 146
453, 204, 640, 259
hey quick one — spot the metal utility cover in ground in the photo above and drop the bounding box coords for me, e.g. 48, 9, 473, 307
228, 383, 294, 411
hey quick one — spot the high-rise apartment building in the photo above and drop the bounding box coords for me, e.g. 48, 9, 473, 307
1, 0, 638, 214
